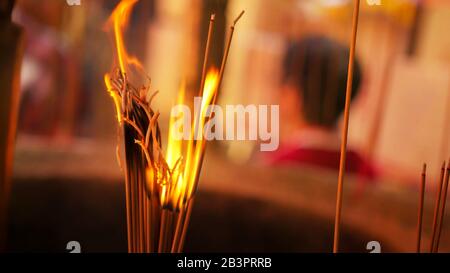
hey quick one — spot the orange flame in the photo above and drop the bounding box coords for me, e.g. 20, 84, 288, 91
104, 74, 122, 123
166, 81, 186, 169
174, 68, 219, 209
152, 69, 219, 210
104, 0, 143, 123
106, 0, 142, 74
104, 1, 221, 212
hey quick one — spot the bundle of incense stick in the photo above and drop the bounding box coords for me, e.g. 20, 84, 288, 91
104, 0, 244, 253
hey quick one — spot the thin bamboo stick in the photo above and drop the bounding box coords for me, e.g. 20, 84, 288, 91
430, 161, 446, 252
217, 10, 245, 93
151, 198, 160, 252
198, 14, 216, 97
165, 211, 175, 251
132, 167, 138, 252
144, 192, 149, 252
177, 199, 195, 253
171, 208, 186, 252
174, 11, 245, 253
434, 161, 450, 252
137, 171, 142, 252
196, 9, 245, 182
416, 163, 426, 253
123, 155, 132, 252
158, 209, 168, 252
333, 0, 361, 254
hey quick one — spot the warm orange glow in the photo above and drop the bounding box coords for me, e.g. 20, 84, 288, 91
105, 0, 221, 212
150, 69, 220, 210
104, 74, 122, 123
104, 0, 143, 123
180, 69, 219, 208
166, 82, 185, 169
107, 0, 141, 74
103, 0, 239, 253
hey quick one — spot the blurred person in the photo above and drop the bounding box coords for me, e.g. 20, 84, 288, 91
267, 35, 376, 180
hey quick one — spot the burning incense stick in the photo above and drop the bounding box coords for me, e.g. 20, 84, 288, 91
198, 14, 215, 97
434, 160, 450, 252
332, 0, 361, 254
416, 163, 426, 253
430, 161, 446, 252
104, 0, 243, 253
218, 10, 245, 89
173, 12, 245, 253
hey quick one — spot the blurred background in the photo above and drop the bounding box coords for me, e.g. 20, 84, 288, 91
2, 0, 449, 252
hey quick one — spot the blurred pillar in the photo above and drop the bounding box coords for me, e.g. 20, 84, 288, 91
0, 0, 24, 251
146, 0, 202, 112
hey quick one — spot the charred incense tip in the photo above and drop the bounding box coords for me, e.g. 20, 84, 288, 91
210, 14, 215, 21
233, 10, 245, 26
422, 163, 427, 175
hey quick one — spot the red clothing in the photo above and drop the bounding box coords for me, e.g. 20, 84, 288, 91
268, 145, 377, 181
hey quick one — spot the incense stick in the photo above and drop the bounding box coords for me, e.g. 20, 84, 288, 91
169, 10, 243, 252
198, 14, 216, 97
430, 161, 446, 252
434, 160, 450, 252
158, 209, 168, 252
177, 198, 194, 253
175, 11, 245, 253
200, 9, 245, 177
333, 0, 360, 254
171, 208, 186, 252
217, 10, 245, 92
416, 163, 426, 253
